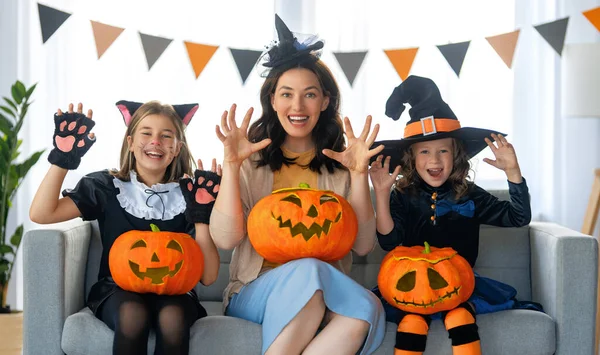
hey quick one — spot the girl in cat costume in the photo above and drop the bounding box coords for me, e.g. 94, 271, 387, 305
30, 100, 220, 355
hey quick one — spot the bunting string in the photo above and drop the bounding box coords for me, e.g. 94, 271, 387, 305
37, 3, 600, 84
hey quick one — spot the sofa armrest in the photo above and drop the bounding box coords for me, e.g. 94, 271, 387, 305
529, 221, 598, 355
23, 220, 92, 355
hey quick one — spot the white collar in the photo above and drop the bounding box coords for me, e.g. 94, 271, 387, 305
113, 171, 186, 220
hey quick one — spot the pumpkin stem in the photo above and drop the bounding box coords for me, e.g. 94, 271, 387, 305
423, 241, 431, 254
299, 183, 310, 188
150, 224, 161, 232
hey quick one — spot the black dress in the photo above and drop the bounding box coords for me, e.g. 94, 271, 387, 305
374, 178, 535, 321
63, 170, 206, 317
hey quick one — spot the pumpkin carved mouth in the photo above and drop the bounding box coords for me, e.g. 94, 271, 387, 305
128, 260, 183, 285
393, 286, 461, 309
272, 211, 342, 241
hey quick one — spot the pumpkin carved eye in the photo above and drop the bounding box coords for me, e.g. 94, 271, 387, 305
428, 268, 449, 289
319, 195, 338, 205
131, 239, 147, 249
396, 270, 416, 292
167, 240, 183, 253
281, 194, 302, 207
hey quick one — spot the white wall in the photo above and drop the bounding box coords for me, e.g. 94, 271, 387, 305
0, 0, 22, 311
557, 0, 600, 234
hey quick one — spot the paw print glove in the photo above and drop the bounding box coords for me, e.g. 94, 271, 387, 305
47, 112, 96, 170
179, 170, 221, 224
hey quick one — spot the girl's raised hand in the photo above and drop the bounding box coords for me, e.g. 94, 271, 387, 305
323, 116, 384, 174
215, 104, 271, 167
483, 133, 522, 183
48, 102, 96, 170
369, 155, 400, 192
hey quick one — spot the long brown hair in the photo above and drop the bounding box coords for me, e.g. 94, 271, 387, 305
394, 138, 472, 199
248, 59, 345, 174
110, 101, 194, 183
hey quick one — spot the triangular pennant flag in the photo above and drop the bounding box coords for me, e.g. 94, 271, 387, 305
384, 48, 419, 81
37, 3, 71, 43
184, 42, 219, 79
485, 30, 520, 68
437, 41, 471, 77
332, 51, 368, 86
139, 32, 173, 70
229, 48, 262, 84
583, 7, 600, 32
534, 17, 569, 55
90, 21, 125, 59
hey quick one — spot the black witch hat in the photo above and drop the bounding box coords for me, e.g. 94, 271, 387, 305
371, 75, 504, 171
259, 14, 324, 75
115, 100, 199, 127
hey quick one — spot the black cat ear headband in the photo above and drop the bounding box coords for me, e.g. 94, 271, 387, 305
115, 100, 199, 127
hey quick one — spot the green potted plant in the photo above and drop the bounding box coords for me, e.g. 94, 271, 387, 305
0, 81, 45, 313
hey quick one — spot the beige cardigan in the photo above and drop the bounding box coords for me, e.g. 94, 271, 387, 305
209, 155, 377, 310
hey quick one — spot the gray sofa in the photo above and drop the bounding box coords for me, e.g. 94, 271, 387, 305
23, 191, 598, 355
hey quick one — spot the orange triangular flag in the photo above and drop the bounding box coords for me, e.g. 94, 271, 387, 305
583, 7, 600, 32
485, 30, 520, 69
90, 21, 124, 59
384, 48, 419, 81
184, 41, 219, 79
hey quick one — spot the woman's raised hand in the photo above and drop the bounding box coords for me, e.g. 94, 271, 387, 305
215, 104, 271, 167
323, 116, 384, 174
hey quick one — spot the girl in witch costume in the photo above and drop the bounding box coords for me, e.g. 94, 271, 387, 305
368, 76, 533, 355
210, 15, 385, 355
29, 100, 221, 355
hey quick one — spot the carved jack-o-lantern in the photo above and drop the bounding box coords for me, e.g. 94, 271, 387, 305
377, 242, 475, 314
247, 184, 357, 264
109, 224, 204, 295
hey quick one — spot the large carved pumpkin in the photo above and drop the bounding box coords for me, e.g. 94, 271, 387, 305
377, 242, 475, 314
109, 224, 203, 295
247, 184, 357, 263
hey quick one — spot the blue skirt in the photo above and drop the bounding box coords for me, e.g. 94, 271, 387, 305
226, 258, 386, 354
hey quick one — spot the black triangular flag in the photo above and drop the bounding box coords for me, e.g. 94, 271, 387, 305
534, 17, 569, 55
139, 32, 173, 70
437, 41, 471, 77
229, 48, 262, 84
38, 3, 71, 43
332, 51, 368, 86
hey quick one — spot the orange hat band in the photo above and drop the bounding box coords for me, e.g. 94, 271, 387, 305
404, 116, 462, 138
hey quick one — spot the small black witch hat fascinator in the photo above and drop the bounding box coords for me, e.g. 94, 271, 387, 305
370, 75, 504, 171
259, 14, 324, 76
115, 100, 199, 127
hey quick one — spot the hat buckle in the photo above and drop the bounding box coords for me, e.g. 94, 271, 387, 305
420, 116, 437, 136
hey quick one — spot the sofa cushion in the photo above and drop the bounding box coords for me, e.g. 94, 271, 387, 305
373, 310, 555, 355
63, 307, 552, 355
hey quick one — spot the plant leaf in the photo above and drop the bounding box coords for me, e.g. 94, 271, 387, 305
0, 263, 8, 273
15, 81, 26, 97
0, 244, 14, 255
11, 84, 23, 105
10, 225, 23, 248
0, 105, 15, 117
0, 114, 13, 137
15, 150, 44, 179
25, 83, 37, 99
0, 137, 10, 162
3, 97, 17, 112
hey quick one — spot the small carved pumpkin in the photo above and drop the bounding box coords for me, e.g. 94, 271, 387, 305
247, 183, 357, 263
109, 224, 203, 295
377, 242, 475, 314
